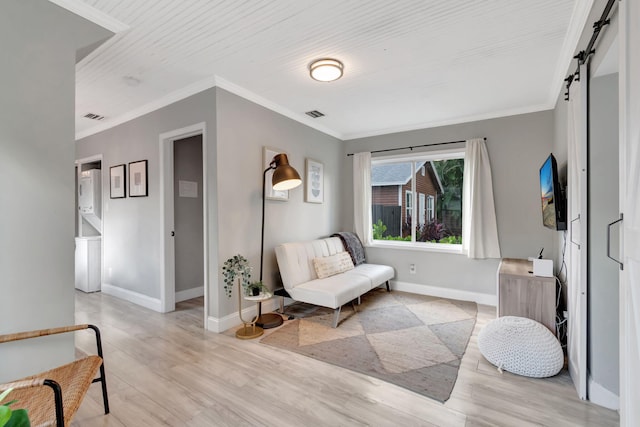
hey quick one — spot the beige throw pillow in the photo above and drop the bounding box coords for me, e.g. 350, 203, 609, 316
313, 252, 355, 279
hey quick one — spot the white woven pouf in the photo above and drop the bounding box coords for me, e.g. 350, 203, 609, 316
478, 316, 563, 378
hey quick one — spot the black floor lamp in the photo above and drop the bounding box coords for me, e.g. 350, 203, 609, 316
257, 153, 301, 328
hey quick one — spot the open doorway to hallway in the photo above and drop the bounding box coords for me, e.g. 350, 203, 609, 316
159, 122, 208, 328
173, 134, 205, 311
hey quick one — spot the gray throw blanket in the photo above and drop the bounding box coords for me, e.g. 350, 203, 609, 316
331, 232, 366, 266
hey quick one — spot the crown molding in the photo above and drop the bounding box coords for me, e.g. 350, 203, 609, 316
77, 75, 343, 141
76, 76, 218, 140
48, 0, 129, 33
342, 102, 554, 141
213, 76, 342, 139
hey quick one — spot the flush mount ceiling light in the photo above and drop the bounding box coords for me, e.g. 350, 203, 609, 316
309, 58, 344, 82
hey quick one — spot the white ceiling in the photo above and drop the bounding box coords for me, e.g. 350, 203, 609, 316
66, 0, 593, 141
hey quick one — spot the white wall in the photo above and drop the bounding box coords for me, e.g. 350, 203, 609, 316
0, 0, 111, 382
343, 111, 557, 299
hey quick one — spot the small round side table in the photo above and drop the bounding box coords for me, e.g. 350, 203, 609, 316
235, 291, 273, 340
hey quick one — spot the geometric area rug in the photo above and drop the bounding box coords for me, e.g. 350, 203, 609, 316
261, 288, 477, 402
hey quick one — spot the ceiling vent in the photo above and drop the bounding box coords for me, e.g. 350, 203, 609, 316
83, 113, 105, 121
305, 110, 325, 118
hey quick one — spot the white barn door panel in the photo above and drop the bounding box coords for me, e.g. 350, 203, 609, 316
567, 63, 589, 400
619, 0, 640, 425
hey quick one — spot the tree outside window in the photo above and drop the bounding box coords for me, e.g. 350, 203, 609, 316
371, 150, 464, 246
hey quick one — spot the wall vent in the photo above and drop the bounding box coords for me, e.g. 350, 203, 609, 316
83, 113, 105, 121
305, 110, 325, 118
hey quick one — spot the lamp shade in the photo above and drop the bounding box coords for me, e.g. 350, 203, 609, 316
271, 153, 302, 191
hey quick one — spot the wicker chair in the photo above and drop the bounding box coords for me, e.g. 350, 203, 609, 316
0, 324, 109, 426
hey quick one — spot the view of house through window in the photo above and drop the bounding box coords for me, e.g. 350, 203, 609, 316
371, 151, 464, 245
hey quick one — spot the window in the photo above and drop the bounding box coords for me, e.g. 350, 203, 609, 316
371, 149, 464, 247
427, 195, 435, 224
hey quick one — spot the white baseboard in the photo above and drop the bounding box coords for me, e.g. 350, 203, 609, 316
206, 298, 280, 333
205, 283, 494, 333
391, 281, 497, 306
175, 286, 204, 303
588, 375, 620, 410
101, 283, 162, 312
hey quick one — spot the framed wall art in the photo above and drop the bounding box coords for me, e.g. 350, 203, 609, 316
263, 146, 289, 201
129, 160, 148, 197
110, 164, 126, 199
305, 158, 324, 203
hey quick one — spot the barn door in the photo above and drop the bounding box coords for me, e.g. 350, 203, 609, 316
619, 0, 640, 424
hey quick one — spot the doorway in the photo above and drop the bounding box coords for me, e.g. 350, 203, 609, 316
159, 123, 208, 328
587, 37, 620, 408
173, 135, 204, 304
75, 155, 103, 294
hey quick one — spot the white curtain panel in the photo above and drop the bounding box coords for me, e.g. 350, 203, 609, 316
461, 138, 501, 259
353, 152, 372, 246
567, 78, 586, 398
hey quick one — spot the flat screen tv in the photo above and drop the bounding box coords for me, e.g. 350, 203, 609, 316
540, 154, 567, 231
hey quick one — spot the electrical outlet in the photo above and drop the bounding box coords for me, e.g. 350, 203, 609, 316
409, 264, 416, 274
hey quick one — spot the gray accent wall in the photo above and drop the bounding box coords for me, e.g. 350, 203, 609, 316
0, 0, 112, 382
342, 111, 557, 297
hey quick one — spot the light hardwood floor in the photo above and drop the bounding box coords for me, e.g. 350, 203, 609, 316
72, 291, 618, 426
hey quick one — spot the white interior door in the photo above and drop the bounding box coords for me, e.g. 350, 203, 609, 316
619, 1, 640, 424
567, 63, 589, 400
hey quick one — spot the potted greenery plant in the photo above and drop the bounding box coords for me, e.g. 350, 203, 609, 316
246, 280, 269, 297
0, 388, 30, 427
222, 254, 252, 298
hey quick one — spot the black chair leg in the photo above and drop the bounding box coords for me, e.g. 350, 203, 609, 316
385, 281, 390, 292
44, 379, 64, 427
88, 325, 110, 414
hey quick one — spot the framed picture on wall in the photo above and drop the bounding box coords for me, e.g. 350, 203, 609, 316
129, 160, 148, 197
305, 158, 324, 203
110, 164, 126, 199
263, 146, 289, 201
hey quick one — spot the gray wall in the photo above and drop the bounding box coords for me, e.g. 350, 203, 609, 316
0, 0, 111, 381
174, 135, 204, 294
343, 111, 556, 297
76, 89, 218, 302
588, 73, 620, 396
77, 87, 343, 320
215, 88, 343, 316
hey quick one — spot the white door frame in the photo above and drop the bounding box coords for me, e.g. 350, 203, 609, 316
159, 122, 208, 326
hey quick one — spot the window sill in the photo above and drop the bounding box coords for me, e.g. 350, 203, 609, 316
368, 240, 464, 254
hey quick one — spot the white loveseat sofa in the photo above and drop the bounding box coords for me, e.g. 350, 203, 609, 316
275, 236, 394, 327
